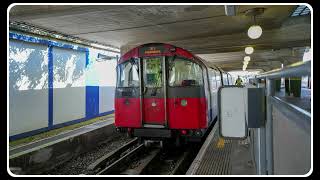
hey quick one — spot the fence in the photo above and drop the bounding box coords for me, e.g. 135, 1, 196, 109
253, 61, 311, 175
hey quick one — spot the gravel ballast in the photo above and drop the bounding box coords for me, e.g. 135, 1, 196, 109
47, 134, 132, 175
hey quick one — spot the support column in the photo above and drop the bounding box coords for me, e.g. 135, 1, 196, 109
285, 78, 290, 96
290, 77, 301, 97
256, 82, 267, 175
266, 78, 275, 175
275, 79, 281, 92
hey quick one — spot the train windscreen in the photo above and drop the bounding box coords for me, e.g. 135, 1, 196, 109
168, 58, 203, 87
117, 59, 139, 87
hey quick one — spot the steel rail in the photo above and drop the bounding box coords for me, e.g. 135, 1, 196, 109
87, 137, 138, 171
97, 144, 145, 175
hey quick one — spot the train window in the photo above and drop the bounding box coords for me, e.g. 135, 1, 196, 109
143, 57, 162, 87
209, 69, 217, 90
168, 58, 203, 87
117, 60, 139, 87
223, 73, 229, 85
228, 74, 233, 85
215, 70, 221, 87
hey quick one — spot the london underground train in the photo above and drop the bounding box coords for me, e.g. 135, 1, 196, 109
115, 43, 232, 145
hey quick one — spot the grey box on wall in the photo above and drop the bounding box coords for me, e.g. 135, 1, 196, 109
247, 87, 265, 128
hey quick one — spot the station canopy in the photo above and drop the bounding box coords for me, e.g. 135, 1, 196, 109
10, 5, 311, 72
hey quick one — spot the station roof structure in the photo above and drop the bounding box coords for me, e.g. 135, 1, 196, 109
9, 5, 311, 72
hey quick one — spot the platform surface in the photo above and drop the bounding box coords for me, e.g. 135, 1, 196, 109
10, 118, 114, 156
187, 125, 256, 175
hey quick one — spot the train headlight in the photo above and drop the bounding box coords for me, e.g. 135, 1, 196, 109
195, 130, 202, 136
125, 99, 130, 105
181, 99, 187, 106
151, 102, 157, 107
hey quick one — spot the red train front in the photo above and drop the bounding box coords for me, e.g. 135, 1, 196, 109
115, 43, 218, 144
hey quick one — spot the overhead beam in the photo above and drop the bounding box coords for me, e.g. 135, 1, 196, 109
213, 58, 299, 66
222, 65, 274, 72
9, 5, 124, 20
163, 16, 310, 54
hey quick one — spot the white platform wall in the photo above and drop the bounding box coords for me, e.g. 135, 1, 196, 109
9, 40, 49, 136
9, 32, 119, 139
52, 47, 86, 125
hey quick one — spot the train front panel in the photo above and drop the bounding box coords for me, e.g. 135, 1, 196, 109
115, 43, 211, 139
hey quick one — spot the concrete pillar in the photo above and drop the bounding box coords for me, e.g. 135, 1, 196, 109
285, 77, 301, 97
290, 77, 301, 97
285, 78, 290, 96
266, 78, 275, 174
275, 79, 281, 92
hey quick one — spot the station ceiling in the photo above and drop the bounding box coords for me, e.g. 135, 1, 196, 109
10, 5, 311, 72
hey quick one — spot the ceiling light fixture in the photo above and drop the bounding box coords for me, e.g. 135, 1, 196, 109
244, 56, 251, 62
248, 25, 262, 39
245, 8, 265, 39
245, 46, 254, 54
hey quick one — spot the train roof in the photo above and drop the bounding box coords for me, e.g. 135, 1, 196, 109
119, 43, 206, 64
119, 42, 227, 73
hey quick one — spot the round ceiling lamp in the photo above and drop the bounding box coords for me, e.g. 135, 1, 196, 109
244, 56, 251, 62
245, 46, 254, 54
245, 8, 265, 40
248, 25, 263, 39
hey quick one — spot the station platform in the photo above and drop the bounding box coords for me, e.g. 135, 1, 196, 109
186, 124, 256, 175
10, 115, 115, 157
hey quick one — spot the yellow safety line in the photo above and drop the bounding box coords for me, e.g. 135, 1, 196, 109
216, 137, 225, 149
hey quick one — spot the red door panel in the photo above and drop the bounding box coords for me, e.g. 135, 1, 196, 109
143, 98, 165, 125
115, 98, 141, 127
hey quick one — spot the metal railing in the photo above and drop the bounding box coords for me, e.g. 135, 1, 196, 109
256, 61, 311, 79
255, 60, 311, 175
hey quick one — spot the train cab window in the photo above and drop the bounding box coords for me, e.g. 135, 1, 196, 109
168, 58, 203, 87
143, 57, 162, 87
117, 60, 139, 87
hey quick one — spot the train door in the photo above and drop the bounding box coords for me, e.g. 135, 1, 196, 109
141, 56, 167, 128
209, 68, 219, 121
203, 65, 210, 127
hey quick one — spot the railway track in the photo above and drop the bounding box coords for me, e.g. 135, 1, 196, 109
88, 139, 201, 175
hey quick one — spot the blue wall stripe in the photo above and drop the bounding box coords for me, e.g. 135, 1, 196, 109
9, 110, 115, 141
86, 86, 100, 119
85, 50, 89, 67
48, 45, 53, 128
9, 32, 87, 52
